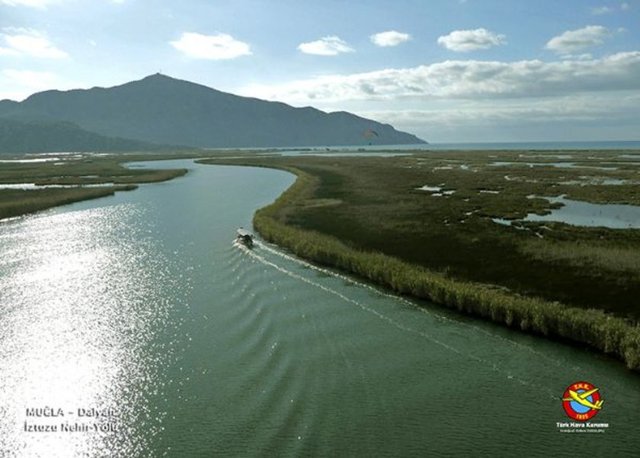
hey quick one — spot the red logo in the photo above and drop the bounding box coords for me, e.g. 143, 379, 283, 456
562, 381, 604, 421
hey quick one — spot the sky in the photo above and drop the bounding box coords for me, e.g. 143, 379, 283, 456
0, 0, 639, 143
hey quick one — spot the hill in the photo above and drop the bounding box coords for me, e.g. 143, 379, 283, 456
0, 118, 157, 154
0, 74, 425, 148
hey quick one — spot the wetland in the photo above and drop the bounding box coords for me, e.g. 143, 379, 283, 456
201, 149, 640, 369
4, 148, 640, 369
2, 152, 640, 456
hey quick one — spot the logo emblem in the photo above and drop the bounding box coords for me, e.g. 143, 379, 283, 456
562, 381, 604, 421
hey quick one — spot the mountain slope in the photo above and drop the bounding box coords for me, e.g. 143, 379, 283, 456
0, 74, 425, 148
0, 118, 158, 154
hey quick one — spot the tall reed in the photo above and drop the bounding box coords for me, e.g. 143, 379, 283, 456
254, 167, 640, 371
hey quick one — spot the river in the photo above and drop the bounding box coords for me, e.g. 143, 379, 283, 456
1, 159, 639, 457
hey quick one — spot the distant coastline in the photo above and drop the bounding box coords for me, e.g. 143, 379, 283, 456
274, 140, 640, 151
418, 140, 640, 150
201, 140, 640, 154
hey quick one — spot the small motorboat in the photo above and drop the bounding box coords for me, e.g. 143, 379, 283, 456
236, 228, 254, 248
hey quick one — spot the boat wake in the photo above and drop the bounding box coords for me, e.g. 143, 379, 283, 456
253, 239, 582, 374
233, 238, 559, 398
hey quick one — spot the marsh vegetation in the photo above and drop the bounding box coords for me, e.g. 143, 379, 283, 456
201, 149, 640, 370
5, 148, 640, 369
0, 152, 189, 219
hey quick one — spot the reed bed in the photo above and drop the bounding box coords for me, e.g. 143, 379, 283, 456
0, 186, 136, 220
253, 166, 640, 371
0, 153, 188, 220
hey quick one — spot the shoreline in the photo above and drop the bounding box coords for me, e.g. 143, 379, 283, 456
0, 185, 137, 221
244, 163, 640, 371
0, 154, 189, 221
4, 153, 639, 370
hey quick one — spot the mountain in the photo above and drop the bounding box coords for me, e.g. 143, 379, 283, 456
0, 74, 425, 149
0, 118, 158, 154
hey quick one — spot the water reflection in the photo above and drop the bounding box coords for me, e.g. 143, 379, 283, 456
492, 195, 640, 229
0, 205, 178, 456
490, 161, 618, 171
2, 160, 640, 456
526, 195, 640, 229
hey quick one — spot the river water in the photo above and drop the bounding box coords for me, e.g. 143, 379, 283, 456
1, 160, 639, 457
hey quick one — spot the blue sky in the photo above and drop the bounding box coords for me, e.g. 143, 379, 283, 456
1, 0, 639, 142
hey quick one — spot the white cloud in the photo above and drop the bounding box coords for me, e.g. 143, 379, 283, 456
546, 25, 609, 54
0, 0, 120, 7
0, 69, 90, 101
594, 2, 631, 13
2, 69, 58, 88
370, 30, 411, 47
363, 94, 640, 126
238, 52, 640, 103
437, 28, 506, 52
356, 92, 640, 141
170, 32, 251, 60
297, 36, 354, 56
0, 47, 17, 57
591, 6, 613, 15
0, 69, 63, 100
0, 0, 57, 7
0, 29, 68, 59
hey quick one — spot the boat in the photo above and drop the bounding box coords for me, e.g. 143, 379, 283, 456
236, 228, 254, 248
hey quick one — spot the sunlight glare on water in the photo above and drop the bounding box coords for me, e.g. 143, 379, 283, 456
0, 204, 181, 457
1, 159, 640, 457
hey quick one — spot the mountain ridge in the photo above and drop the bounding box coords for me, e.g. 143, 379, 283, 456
0, 118, 160, 154
0, 74, 425, 150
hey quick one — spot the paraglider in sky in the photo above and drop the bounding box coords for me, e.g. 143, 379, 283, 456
363, 128, 379, 145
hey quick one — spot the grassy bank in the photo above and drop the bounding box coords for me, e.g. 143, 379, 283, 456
200, 152, 640, 370
0, 186, 136, 220
201, 153, 640, 317
0, 152, 190, 220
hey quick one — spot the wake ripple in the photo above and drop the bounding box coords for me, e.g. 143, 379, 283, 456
234, 241, 558, 399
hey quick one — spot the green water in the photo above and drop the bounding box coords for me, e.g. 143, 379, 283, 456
1, 160, 639, 457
